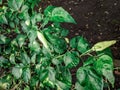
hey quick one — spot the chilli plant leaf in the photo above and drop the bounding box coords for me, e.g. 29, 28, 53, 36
94, 55, 115, 87
44, 6, 76, 24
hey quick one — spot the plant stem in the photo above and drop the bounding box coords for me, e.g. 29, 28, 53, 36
79, 49, 93, 57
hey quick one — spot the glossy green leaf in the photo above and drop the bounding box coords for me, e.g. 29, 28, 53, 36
40, 69, 48, 81
28, 30, 37, 43
9, 22, 15, 28
75, 82, 86, 90
87, 69, 103, 90
70, 36, 90, 53
12, 66, 22, 79
61, 29, 69, 37
0, 14, 8, 24
9, 54, 15, 64
8, 0, 24, 11
44, 6, 56, 16
29, 41, 40, 52
31, 53, 36, 64
43, 67, 56, 88
44, 6, 76, 24
51, 7, 76, 23
21, 52, 31, 64
24, 86, 30, 90
76, 67, 87, 86
94, 55, 115, 87
30, 76, 39, 87
0, 35, 10, 44
97, 48, 113, 58
22, 68, 31, 83
83, 57, 96, 66
0, 57, 9, 67
64, 51, 79, 68
56, 80, 70, 90
16, 34, 26, 47
76, 66, 103, 90
92, 40, 116, 52
77, 36, 90, 53
70, 36, 80, 48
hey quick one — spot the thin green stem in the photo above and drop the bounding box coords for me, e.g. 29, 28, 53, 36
79, 49, 93, 57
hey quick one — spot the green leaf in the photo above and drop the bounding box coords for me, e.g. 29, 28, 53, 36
83, 57, 96, 66
16, 34, 26, 47
0, 57, 9, 67
64, 51, 79, 68
77, 36, 90, 53
22, 68, 31, 83
9, 22, 15, 28
70, 36, 90, 53
43, 67, 56, 88
12, 66, 22, 79
0, 14, 8, 24
31, 53, 36, 64
51, 7, 76, 23
61, 29, 69, 37
29, 41, 40, 52
24, 85, 30, 90
0, 35, 10, 44
8, 0, 24, 11
92, 40, 116, 52
56, 80, 70, 90
76, 66, 103, 90
21, 52, 31, 64
9, 54, 16, 64
44, 6, 55, 16
87, 69, 103, 90
39, 69, 49, 81
76, 67, 87, 86
94, 55, 115, 87
44, 6, 76, 24
97, 48, 113, 58
30, 76, 39, 87
28, 30, 37, 44
75, 82, 86, 90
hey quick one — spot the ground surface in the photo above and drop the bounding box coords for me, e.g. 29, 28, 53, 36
39, 0, 120, 89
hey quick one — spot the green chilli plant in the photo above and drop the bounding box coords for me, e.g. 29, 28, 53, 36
0, 0, 116, 90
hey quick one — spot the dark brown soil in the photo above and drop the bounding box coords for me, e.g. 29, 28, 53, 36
39, 0, 120, 89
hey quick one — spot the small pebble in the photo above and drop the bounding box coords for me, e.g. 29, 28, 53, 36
114, 3, 117, 6
104, 11, 109, 14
